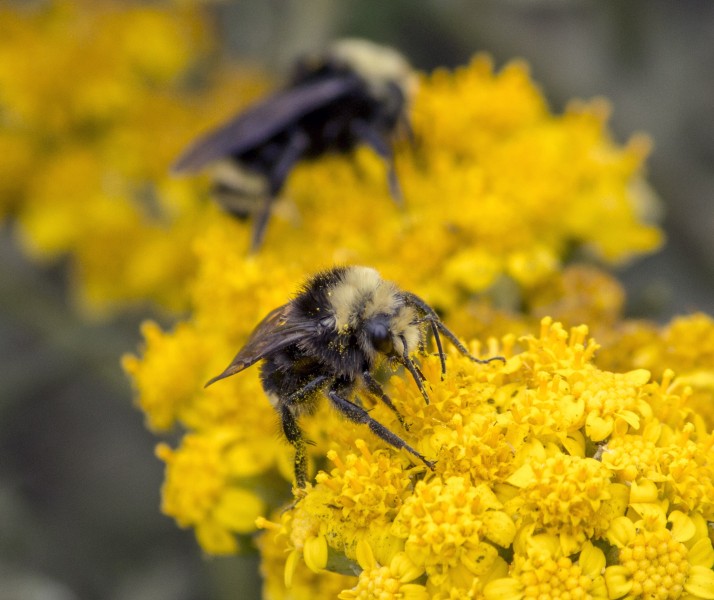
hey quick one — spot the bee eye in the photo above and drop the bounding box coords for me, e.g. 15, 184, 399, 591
366, 319, 393, 354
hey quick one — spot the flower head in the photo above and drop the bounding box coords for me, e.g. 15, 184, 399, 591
599, 313, 714, 430
506, 449, 629, 555
156, 429, 266, 554
485, 535, 608, 600
97, 26, 714, 599
0, 0, 267, 312
604, 511, 714, 600
392, 475, 514, 591
338, 540, 427, 600
262, 319, 714, 597
257, 512, 357, 600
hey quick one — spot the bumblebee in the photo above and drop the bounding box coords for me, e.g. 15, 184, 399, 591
206, 266, 503, 488
173, 39, 416, 251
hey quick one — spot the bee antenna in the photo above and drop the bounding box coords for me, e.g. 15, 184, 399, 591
426, 319, 446, 378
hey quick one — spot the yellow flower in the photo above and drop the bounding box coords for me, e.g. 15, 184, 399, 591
391, 475, 515, 591
580, 369, 654, 441
263, 439, 419, 576
599, 313, 714, 430
133, 251, 714, 597
604, 511, 714, 600
603, 419, 714, 521
485, 535, 608, 600
156, 429, 266, 554
601, 421, 667, 484
384, 345, 528, 487
257, 513, 357, 600
659, 425, 714, 520
506, 447, 628, 555
511, 319, 654, 442
653, 314, 714, 374
448, 265, 635, 365
0, 0, 268, 312
122, 321, 212, 431
529, 265, 627, 332
338, 540, 428, 600
93, 22, 714, 600
266, 318, 712, 596
306, 441, 416, 554
430, 411, 531, 485
5, 7, 661, 313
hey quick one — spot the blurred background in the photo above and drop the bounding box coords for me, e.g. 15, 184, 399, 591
1, 1, 713, 599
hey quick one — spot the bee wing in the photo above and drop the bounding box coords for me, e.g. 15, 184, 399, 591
205, 303, 313, 387
173, 76, 360, 173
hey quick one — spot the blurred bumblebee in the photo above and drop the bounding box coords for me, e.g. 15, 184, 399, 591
206, 266, 503, 488
173, 39, 416, 251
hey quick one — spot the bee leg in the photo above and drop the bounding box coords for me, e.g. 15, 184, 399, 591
327, 389, 435, 470
399, 334, 430, 405
350, 120, 402, 204
428, 320, 447, 378
279, 403, 308, 488
286, 374, 329, 404
401, 111, 415, 148
269, 129, 311, 196
412, 316, 447, 378
361, 371, 409, 431
250, 130, 310, 252
249, 196, 277, 252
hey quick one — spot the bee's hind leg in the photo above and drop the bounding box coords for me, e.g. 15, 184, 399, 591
277, 376, 329, 489
250, 130, 310, 252
350, 120, 402, 204
250, 195, 277, 252
279, 403, 309, 488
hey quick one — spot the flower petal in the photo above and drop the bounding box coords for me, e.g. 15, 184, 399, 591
303, 535, 328, 572
684, 565, 714, 600
482, 510, 517, 548
579, 541, 606, 578
668, 510, 696, 543
606, 517, 636, 548
484, 577, 523, 600
688, 538, 714, 569
604, 565, 633, 599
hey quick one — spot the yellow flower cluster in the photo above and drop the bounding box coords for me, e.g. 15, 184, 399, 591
125, 51, 660, 564
260, 320, 713, 599
113, 36, 714, 599
198, 55, 661, 315
598, 313, 714, 430
3, 0, 660, 314
0, 0, 265, 312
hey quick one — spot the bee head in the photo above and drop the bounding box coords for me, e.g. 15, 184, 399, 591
364, 314, 394, 355
326, 266, 421, 365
